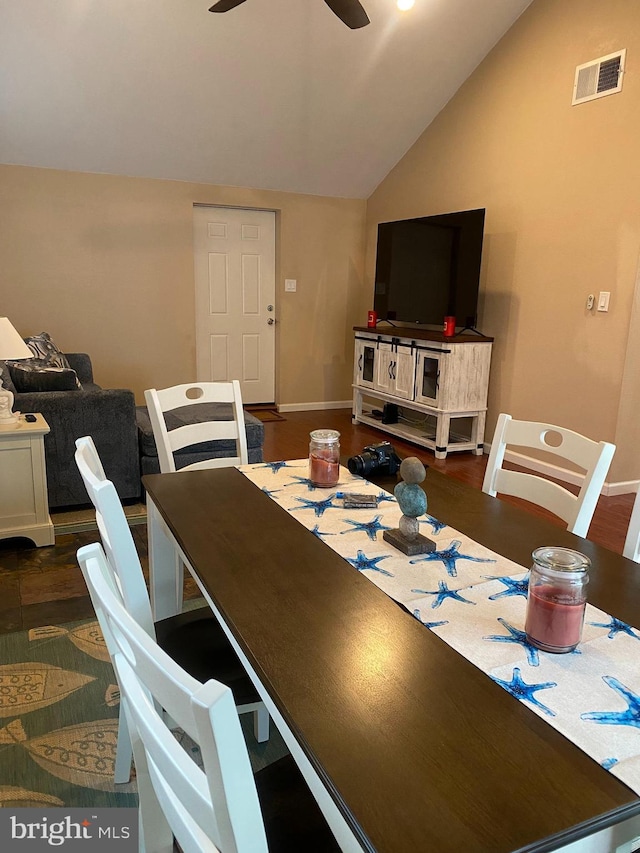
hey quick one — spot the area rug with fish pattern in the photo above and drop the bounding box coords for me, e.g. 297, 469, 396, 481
0, 617, 288, 810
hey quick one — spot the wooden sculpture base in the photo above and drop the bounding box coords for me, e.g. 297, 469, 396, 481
383, 529, 436, 556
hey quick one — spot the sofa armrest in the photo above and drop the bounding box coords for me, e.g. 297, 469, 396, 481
16, 388, 140, 508
65, 353, 96, 386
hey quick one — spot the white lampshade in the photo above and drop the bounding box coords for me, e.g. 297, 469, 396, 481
0, 317, 32, 360
0, 318, 31, 424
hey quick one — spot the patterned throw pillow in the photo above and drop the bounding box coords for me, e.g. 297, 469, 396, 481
9, 362, 81, 393
23, 332, 72, 369
10, 332, 82, 389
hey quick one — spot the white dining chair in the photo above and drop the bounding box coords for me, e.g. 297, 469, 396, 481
78, 542, 340, 853
144, 380, 248, 473
482, 413, 615, 538
623, 486, 640, 562
74, 436, 269, 783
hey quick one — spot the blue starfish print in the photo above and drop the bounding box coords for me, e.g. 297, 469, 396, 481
411, 581, 476, 609
286, 475, 318, 491
291, 495, 340, 517
261, 486, 282, 499
581, 677, 640, 729
422, 515, 447, 535
491, 667, 557, 717
484, 618, 540, 666
309, 524, 334, 539
589, 616, 640, 641
409, 539, 496, 577
412, 609, 448, 629
260, 461, 294, 474
485, 574, 530, 600
601, 757, 619, 770
340, 515, 391, 541
376, 492, 396, 504
347, 550, 394, 577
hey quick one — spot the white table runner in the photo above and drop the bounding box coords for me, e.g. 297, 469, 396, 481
240, 460, 640, 796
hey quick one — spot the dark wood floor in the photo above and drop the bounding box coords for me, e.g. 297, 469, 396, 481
0, 408, 634, 636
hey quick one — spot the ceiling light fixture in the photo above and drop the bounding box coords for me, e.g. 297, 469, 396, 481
209, 0, 370, 29
397, 0, 415, 10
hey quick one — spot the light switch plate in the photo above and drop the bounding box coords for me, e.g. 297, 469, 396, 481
284, 279, 297, 292
597, 291, 610, 312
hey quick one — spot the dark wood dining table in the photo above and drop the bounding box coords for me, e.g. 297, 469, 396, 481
143, 464, 640, 853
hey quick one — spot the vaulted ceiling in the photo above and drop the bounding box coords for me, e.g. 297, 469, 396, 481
0, 0, 533, 198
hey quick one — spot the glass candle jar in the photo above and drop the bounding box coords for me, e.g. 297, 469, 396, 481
524, 546, 590, 653
309, 429, 340, 488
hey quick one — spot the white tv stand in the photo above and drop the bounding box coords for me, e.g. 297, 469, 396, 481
352, 326, 493, 459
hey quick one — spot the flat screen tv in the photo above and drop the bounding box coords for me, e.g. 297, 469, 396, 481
373, 208, 485, 330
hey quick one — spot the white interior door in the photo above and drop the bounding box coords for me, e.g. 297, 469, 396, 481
194, 206, 276, 404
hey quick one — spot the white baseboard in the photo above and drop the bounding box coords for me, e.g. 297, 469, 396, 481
606, 479, 640, 497
501, 448, 638, 498
278, 400, 352, 413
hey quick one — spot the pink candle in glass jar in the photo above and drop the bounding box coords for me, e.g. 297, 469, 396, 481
309, 429, 340, 488
524, 547, 590, 654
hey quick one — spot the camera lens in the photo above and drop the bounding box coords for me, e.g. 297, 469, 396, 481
348, 452, 376, 476
347, 455, 365, 475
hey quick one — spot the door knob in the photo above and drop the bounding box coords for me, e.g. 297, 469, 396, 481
267, 318, 275, 325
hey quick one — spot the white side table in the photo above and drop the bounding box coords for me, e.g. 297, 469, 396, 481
0, 413, 55, 547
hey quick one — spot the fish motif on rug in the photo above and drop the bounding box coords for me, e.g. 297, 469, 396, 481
29, 622, 110, 663
0, 663, 95, 717
0, 718, 135, 791
0, 720, 26, 744
104, 684, 120, 707
0, 784, 64, 808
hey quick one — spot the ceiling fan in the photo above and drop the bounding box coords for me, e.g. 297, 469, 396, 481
208, 0, 370, 30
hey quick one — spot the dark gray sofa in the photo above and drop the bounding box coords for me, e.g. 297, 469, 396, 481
136, 404, 264, 476
9, 353, 141, 508
1, 348, 266, 508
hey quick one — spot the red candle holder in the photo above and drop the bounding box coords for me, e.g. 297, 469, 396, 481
309, 429, 340, 487
524, 547, 590, 653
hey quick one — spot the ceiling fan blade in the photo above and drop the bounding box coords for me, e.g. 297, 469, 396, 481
209, 0, 248, 12
323, 0, 370, 29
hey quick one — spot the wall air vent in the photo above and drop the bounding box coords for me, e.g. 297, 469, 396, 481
572, 49, 626, 105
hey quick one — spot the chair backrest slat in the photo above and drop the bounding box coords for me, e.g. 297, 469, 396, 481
75, 436, 155, 637
144, 381, 249, 474
165, 421, 242, 453
623, 487, 640, 562
78, 543, 268, 853
482, 413, 615, 538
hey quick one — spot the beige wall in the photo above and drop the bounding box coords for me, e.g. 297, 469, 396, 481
3, 0, 640, 485
366, 0, 640, 484
0, 165, 366, 407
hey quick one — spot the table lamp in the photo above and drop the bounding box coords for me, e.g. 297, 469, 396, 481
0, 317, 32, 424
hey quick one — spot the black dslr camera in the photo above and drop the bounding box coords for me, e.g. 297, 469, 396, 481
347, 441, 402, 477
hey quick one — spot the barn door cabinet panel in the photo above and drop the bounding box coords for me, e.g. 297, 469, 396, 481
374, 341, 416, 400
